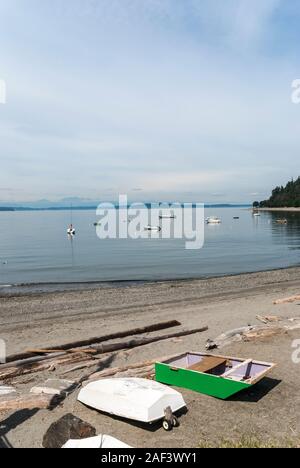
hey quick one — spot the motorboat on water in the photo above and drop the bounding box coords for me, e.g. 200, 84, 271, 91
144, 225, 162, 232
206, 216, 221, 224
276, 218, 288, 225
159, 215, 176, 220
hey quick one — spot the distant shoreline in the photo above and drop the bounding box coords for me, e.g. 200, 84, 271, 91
0, 204, 251, 212
255, 207, 300, 212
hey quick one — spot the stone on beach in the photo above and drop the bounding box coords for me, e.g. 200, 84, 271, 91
43, 414, 97, 449
30, 379, 77, 397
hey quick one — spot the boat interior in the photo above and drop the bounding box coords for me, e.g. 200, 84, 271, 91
162, 353, 275, 384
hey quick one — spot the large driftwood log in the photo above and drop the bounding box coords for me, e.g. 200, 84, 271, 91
0, 327, 207, 381
90, 326, 208, 355
6, 320, 181, 363
0, 394, 59, 412
273, 295, 300, 305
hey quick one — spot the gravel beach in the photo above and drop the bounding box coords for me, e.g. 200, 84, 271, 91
1, 267, 300, 448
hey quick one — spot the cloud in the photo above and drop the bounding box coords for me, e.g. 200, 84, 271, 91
0, 0, 299, 203
191, 0, 281, 49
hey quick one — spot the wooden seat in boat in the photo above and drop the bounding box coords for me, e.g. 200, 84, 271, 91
188, 356, 228, 373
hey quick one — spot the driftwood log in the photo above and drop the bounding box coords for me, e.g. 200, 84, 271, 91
0, 394, 60, 412
90, 326, 208, 355
273, 295, 300, 305
0, 327, 208, 381
6, 320, 181, 363
62, 355, 117, 376
84, 352, 182, 383
0, 353, 95, 381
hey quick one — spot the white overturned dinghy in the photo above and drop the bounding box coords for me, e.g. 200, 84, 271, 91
63, 435, 132, 449
78, 378, 186, 431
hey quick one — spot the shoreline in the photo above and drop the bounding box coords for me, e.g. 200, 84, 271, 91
1, 265, 300, 297
255, 207, 300, 212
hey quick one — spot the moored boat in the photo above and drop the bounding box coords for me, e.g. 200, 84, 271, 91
206, 216, 221, 224
276, 218, 288, 225
67, 224, 76, 236
144, 225, 162, 232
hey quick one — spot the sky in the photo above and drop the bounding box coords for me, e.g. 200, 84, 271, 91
0, 0, 300, 204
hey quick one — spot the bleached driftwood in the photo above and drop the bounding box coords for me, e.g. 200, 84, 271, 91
0, 327, 208, 381
6, 320, 181, 363
273, 295, 300, 305
90, 326, 208, 355
0, 394, 59, 412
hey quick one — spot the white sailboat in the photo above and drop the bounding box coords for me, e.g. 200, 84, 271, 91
67, 205, 76, 236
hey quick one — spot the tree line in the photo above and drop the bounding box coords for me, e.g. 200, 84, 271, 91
253, 177, 300, 208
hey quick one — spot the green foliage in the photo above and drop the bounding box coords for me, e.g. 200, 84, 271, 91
259, 177, 300, 208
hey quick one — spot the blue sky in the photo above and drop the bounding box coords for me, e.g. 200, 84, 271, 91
0, 0, 300, 203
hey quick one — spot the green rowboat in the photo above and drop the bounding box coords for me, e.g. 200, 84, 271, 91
155, 352, 276, 400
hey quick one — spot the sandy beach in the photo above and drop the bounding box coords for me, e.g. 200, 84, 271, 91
1, 267, 300, 448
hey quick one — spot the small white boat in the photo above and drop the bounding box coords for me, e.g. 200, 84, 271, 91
253, 212, 261, 217
144, 225, 161, 232
67, 224, 76, 236
206, 216, 221, 224
78, 378, 186, 430
63, 435, 132, 449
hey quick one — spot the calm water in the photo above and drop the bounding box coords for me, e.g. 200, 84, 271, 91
0, 208, 300, 286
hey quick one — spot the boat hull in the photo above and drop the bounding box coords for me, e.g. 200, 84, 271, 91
78, 378, 186, 423
155, 352, 275, 400
156, 363, 251, 399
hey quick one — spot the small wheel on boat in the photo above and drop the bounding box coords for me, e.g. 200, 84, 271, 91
172, 416, 180, 428
162, 419, 173, 432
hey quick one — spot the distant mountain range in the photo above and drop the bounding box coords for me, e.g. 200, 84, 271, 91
0, 197, 251, 211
